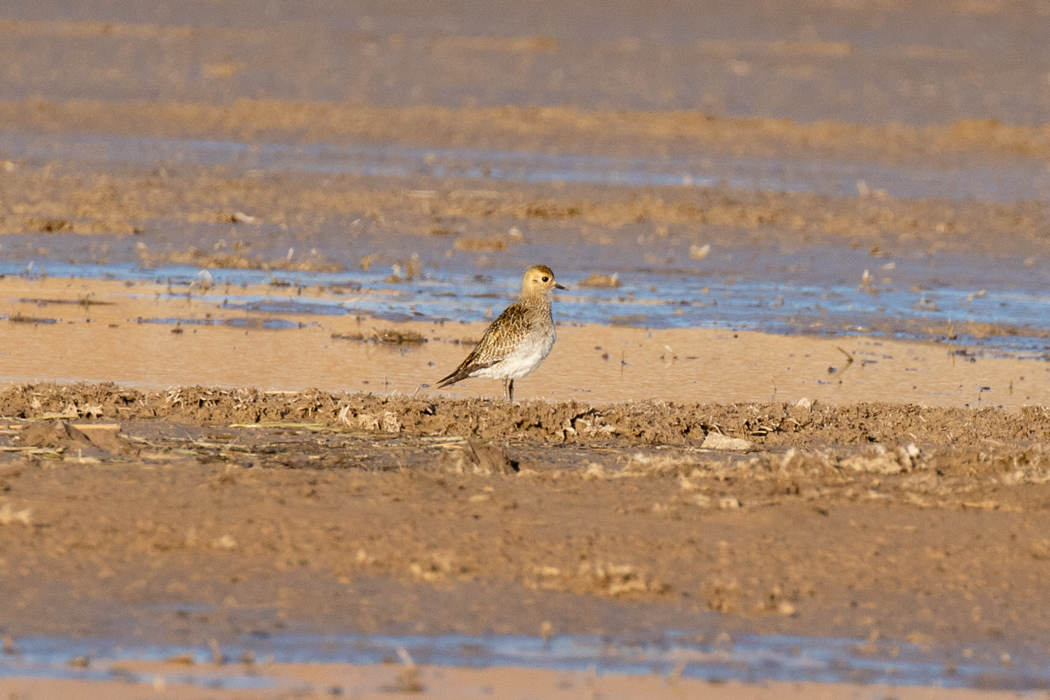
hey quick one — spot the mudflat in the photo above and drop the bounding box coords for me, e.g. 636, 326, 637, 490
2, 0, 1050, 697
2, 381, 1050, 650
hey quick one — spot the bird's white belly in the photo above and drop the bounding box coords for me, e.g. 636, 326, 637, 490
472, 331, 555, 380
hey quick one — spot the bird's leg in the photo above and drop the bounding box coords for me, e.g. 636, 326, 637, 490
504, 379, 514, 402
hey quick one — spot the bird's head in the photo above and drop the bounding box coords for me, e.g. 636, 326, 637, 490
521, 265, 566, 295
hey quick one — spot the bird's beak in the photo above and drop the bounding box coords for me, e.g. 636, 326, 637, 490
555, 283, 567, 290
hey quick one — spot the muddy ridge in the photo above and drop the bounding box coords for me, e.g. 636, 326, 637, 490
4, 383, 1050, 449
2, 154, 1048, 259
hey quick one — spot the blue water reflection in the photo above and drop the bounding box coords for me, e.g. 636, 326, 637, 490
2, 260, 1049, 360
1, 630, 1047, 690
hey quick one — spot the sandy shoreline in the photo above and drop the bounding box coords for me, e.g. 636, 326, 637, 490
0, 276, 1043, 409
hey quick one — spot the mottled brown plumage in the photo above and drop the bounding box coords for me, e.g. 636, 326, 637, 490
437, 265, 565, 401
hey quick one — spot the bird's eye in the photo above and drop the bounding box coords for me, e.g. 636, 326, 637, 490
541, 276, 549, 282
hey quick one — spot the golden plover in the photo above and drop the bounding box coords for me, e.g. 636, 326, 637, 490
437, 265, 566, 401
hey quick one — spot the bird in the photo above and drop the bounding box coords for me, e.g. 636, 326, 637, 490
437, 265, 566, 401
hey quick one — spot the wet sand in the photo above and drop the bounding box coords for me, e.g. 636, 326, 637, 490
0, 277, 1044, 408
0, 663, 1037, 700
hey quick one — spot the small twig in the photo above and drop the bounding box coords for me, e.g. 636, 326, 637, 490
829, 347, 855, 380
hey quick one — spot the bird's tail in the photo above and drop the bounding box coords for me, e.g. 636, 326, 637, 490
436, 368, 467, 389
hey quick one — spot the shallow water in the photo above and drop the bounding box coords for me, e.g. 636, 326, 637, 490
3, 129, 1050, 359
3, 128, 1050, 359
3, 132, 1050, 203
3, 258, 1050, 360
1, 629, 1046, 691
